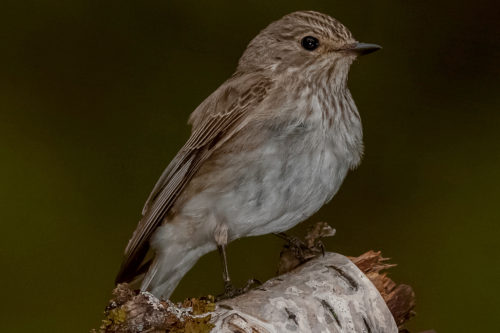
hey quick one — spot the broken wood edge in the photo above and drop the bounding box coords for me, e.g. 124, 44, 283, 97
349, 250, 416, 330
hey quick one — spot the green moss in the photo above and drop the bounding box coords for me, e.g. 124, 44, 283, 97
169, 296, 215, 332
99, 308, 127, 332
190, 295, 216, 315
180, 315, 215, 333
96, 295, 217, 332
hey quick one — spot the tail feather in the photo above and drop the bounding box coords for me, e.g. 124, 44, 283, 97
141, 242, 216, 299
115, 243, 149, 284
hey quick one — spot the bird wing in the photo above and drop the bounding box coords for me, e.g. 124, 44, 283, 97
116, 74, 272, 283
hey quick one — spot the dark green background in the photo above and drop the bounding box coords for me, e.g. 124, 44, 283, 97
1, 0, 499, 332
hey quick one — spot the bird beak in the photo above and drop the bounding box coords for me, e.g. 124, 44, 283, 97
351, 42, 382, 56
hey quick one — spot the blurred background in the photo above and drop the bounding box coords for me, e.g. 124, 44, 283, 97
1, 0, 499, 332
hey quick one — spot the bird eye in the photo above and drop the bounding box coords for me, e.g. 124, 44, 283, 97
301, 36, 320, 51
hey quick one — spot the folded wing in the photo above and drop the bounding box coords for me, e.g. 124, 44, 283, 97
115, 74, 272, 283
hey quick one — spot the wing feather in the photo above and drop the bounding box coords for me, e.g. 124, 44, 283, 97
116, 74, 271, 283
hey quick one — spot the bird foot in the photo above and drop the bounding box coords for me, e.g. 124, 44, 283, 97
216, 279, 261, 301
275, 232, 308, 261
276, 224, 336, 275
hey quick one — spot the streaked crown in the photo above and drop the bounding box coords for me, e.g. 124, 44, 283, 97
237, 11, 358, 73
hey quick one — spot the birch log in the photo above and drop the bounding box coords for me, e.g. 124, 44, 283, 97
211, 252, 397, 332
97, 251, 415, 333
97, 223, 416, 332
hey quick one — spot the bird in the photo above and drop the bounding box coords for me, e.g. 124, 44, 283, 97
115, 10, 381, 299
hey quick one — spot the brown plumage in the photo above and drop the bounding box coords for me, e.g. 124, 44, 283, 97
116, 10, 380, 299
117, 74, 271, 283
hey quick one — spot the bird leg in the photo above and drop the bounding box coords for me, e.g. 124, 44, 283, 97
215, 244, 260, 300
274, 232, 308, 261
215, 224, 260, 300
215, 224, 237, 299
218, 243, 232, 292
275, 223, 337, 274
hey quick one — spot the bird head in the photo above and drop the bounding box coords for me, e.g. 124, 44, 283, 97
237, 11, 381, 82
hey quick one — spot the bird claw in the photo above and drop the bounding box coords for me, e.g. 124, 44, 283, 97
276, 233, 308, 261
318, 240, 326, 256
216, 279, 261, 301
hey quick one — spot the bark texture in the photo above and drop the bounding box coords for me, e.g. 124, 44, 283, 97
96, 252, 416, 332
95, 222, 419, 332
211, 252, 397, 332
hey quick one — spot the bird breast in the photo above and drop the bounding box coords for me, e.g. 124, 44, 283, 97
177, 94, 362, 241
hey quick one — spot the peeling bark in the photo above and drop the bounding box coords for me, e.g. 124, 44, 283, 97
211, 252, 397, 333
96, 252, 418, 332
95, 222, 420, 333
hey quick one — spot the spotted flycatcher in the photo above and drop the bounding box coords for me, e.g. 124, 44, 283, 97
116, 10, 381, 299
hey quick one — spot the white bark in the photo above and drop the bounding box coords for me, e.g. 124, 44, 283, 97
98, 251, 403, 333
211, 252, 397, 333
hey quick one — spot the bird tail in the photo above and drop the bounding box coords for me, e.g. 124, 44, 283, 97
141, 239, 216, 299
